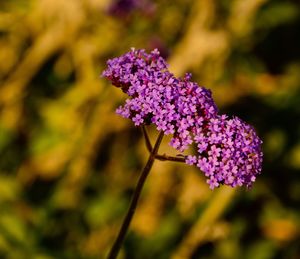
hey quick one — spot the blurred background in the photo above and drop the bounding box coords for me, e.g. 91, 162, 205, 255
0, 0, 299, 258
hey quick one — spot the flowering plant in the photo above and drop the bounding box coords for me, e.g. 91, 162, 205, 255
102, 48, 263, 258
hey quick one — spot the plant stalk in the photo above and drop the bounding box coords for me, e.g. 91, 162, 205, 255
107, 131, 164, 259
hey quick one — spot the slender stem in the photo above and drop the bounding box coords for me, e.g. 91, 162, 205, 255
155, 153, 186, 163
142, 126, 186, 163
142, 125, 153, 153
107, 131, 164, 259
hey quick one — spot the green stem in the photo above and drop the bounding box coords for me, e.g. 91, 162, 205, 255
107, 131, 164, 259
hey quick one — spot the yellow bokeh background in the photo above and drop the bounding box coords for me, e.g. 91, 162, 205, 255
0, 0, 299, 258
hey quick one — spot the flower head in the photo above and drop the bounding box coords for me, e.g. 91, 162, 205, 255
187, 115, 263, 189
102, 48, 218, 151
102, 48, 263, 189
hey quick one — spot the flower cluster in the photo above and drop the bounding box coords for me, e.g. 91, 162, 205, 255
102, 48, 218, 151
186, 115, 263, 189
102, 48, 263, 189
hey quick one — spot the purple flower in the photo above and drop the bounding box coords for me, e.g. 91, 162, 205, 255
102, 48, 263, 189
187, 115, 263, 189
102, 48, 218, 152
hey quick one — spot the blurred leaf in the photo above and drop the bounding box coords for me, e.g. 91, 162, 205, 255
0, 176, 20, 202
0, 213, 31, 248
85, 195, 127, 228
256, 2, 299, 29
246, 240, 276, 259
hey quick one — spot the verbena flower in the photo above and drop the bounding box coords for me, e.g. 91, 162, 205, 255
102, 48, 263, 189
186, 115, 263, 189
102, 48, 218, 151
